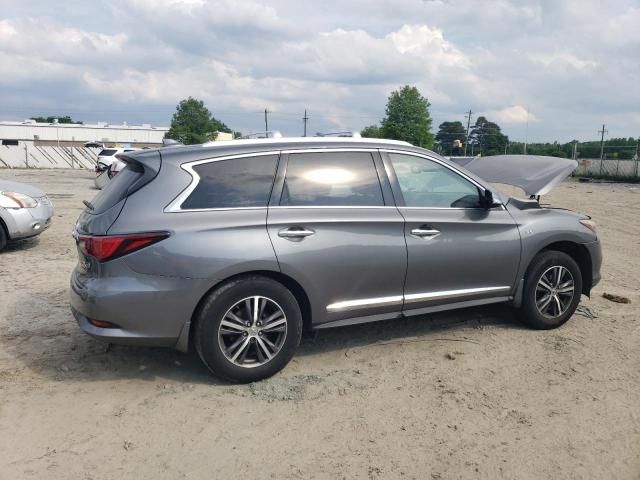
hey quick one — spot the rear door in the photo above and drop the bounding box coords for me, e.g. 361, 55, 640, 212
267, 150, 407, 327
382, 151, 521, 315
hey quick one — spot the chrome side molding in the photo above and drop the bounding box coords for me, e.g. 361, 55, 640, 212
326, 286, 511, 312
326, 295, 404, 312
403, 286, 510, 303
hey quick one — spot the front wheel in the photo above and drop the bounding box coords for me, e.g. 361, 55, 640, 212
519, 250, 583, 329
194, 276, 303, 383
0, 224, 7, 251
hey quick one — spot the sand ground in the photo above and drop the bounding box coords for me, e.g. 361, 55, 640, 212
0, 169, 638, 479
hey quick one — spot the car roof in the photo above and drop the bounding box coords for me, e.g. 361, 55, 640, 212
153, 136, 438, 165
123, 136, 493, 191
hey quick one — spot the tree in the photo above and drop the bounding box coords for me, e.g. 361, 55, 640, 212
435, 121, 466, 155
361, 124, 382, 138
165, 97, 232, 144
30, 115, 81, 124
469, 116, 508, 156
381, 85, 434, 148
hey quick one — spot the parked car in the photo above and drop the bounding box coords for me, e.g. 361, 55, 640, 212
95, 147, 139, 172
94, 147, 139, 189
0, 179, 54, 251
70, 137, 601, 382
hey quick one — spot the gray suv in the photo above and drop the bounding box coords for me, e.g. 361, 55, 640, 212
70, 137, 602, 382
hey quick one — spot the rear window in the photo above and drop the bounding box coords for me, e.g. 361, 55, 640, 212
180, 154, 279, 210
98, 149, 117, 156
89, 164, 143, 214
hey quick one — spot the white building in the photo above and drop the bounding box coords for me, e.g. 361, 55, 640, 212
0, 120, 169, 147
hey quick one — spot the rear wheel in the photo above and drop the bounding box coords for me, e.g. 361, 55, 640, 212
194, 276, 303, 383
520, 250, 582, 329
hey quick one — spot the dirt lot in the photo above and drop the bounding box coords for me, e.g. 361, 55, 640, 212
0, 169, 638, 479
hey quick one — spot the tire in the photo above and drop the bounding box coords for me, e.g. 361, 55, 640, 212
520, 250, 583, 329
194, 275, 303, 383
0, 224, 7, 251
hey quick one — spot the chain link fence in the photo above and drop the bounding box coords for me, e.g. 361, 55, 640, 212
0, 142, 98, 169
574, 158, 640, 181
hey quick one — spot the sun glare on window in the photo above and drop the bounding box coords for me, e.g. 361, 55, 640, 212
301, 168, 356, 185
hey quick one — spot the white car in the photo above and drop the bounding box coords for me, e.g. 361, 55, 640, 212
95, 147, 139, 173
94, 147, 140, 189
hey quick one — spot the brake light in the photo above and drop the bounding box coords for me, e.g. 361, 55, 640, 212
78, 232, 169, 262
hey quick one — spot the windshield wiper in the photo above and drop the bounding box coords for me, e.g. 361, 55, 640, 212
82, 200, 95, 211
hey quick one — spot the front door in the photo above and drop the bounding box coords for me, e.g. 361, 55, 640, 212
267, 150, 407, 327
383, 151, 521, 315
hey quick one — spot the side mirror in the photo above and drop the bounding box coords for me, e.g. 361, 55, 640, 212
480, 189, 497, 209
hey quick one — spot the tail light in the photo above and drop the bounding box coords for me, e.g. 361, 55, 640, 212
77, 232, 169, 262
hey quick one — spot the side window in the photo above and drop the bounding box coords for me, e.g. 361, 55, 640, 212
181, 154, 278, 209
388, 153, 481, 208
281, 152, 384, 206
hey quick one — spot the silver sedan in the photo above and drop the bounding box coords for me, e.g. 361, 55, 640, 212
0, 179, 54, 251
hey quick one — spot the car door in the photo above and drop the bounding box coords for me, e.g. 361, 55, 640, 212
382, 150, 521, 316
267, 149, 407, 327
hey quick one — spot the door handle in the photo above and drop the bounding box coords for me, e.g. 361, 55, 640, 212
410, 227, 440, 238
278, 227, 316, 238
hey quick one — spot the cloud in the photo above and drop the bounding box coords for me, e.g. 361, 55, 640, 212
0, 0, 638, 141
528, 52, 598, 71
489, 106, 537, 124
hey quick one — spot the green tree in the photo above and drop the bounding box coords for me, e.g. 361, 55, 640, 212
361, 124, 382, 138
380, 85, 434, 148
165, 97, 232, 144
435, 121, 466, 155
30, 115, 81, 124
469, 116, 508, 156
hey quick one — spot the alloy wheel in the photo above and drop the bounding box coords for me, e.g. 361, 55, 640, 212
218, 296, 287, 368
535, 266, 575, 318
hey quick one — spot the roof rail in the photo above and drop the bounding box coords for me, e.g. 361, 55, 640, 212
202, 136, 413, 148
315, 131, 362, 138
238, 130, 283, 140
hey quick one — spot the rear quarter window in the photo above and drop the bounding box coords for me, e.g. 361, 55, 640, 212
98, 149, 117, 156
89, 164, 143, 214
180, 154, 279, 210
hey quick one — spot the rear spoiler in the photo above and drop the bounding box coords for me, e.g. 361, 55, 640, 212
115, 150, 162, 196
448, 155, 577, 196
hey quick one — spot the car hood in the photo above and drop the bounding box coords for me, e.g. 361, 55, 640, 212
0, 179, 46, 198
448, 155, 578, 196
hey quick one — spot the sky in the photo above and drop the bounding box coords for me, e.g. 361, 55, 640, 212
0, 0, 638, 142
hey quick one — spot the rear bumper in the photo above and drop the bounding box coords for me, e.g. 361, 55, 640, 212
72, 308, 176, 347
70, 267, 210, 349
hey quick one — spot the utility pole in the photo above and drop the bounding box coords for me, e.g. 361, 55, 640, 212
302, 109, 309, 137
598, 123, 608, 175
598, 124, 607, 159
524, 106, 529, 154
264, 108, 269, 137
634, 137, 639, 178
464, 109, 473, 156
